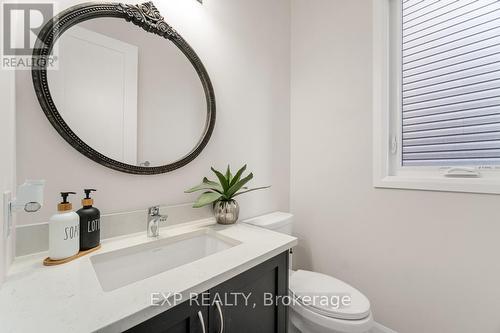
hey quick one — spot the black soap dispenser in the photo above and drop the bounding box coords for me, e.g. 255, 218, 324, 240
77, 189, 100, 251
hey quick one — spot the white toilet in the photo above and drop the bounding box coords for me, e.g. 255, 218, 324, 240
244, 212, 374, 333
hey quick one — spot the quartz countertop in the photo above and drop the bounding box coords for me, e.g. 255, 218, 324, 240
0, 219, 297, 333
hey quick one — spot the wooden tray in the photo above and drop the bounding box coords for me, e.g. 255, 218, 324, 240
43, 245, 101, 266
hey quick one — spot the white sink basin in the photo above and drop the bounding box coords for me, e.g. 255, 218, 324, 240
90, 229, 240, 291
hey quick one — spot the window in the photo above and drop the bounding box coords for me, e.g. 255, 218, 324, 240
373, 0, 500, 194
401, 0, 500, 167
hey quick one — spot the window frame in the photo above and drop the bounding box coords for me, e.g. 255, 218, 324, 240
372, 0, 500, 195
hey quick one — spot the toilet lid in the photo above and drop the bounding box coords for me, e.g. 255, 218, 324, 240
289, 270, 371, 320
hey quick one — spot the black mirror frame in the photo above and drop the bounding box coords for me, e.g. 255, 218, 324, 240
32, 1, 216, 175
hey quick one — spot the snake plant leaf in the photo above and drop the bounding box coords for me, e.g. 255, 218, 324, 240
225, 165, 232, 185
185, 177, 224, 193
233, 186, 271, 197
203, 177, 219, 186
229, 164, 247, 187
187, 165, 269, 208
184, 182, 222, 194
211, 167, 229, 191
226, 173, 254, 198
202, 177, 224, 192
193, 192, 222, 208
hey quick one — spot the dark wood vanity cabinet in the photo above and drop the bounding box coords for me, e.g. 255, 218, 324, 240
128, 301, 208, 333
126, 251, 289, 333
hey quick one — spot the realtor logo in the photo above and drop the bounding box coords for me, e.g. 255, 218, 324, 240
1, 2, 56, 69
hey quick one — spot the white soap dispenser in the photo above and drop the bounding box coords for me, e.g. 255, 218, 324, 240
49, 192, 80, 260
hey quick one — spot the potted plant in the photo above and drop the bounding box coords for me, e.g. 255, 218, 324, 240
185, 165, 270, 225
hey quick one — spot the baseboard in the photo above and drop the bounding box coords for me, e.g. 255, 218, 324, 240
372, 322, 398, 333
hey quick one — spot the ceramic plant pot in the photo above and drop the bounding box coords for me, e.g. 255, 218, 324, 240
214, 200, 240, 225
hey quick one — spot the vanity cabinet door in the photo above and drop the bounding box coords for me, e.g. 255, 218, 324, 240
125, 301, 208, 333
208, 251, 289, 333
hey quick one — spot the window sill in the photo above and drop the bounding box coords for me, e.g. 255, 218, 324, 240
374, 175, 500, 195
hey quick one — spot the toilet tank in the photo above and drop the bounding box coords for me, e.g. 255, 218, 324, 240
243, 212, 293, 235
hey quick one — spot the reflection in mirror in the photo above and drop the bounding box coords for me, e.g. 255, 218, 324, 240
47, 17, 207, 167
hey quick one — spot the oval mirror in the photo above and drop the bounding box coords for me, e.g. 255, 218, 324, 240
32, 2, 216, 174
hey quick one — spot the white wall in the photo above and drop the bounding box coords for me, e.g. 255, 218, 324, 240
291, 1, 500, 333
16, 0, 291, 225
0, 68, 16, 284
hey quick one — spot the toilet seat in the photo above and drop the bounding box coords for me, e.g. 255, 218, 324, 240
289, 300, 374, 333
289, 270, 371, 320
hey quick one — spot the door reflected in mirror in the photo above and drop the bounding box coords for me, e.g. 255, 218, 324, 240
47, 17, 207, 167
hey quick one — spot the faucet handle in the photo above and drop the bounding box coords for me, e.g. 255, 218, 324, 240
148, 206, 160, 216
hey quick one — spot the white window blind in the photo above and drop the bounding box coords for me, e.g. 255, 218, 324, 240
402, 0, 500, 166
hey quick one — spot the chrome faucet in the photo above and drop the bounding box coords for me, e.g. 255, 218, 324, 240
147, 206, 168, 237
